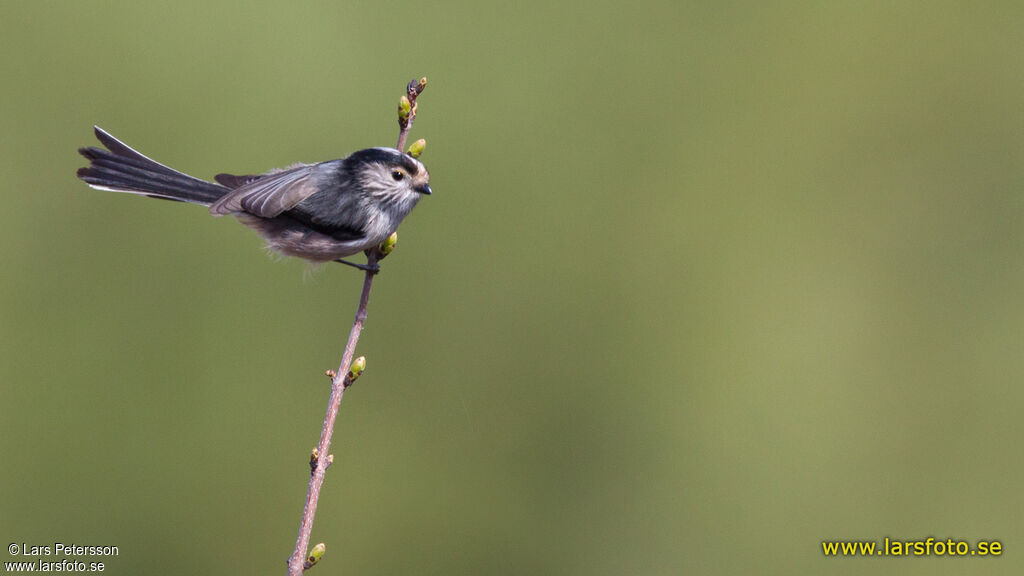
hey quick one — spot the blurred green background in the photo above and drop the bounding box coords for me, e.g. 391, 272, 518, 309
1, 1, 1021, 574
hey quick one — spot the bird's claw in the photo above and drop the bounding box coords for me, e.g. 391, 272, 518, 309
334, 258, 380, 274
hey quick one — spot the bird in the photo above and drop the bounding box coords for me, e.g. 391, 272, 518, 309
77, 126, 431, 272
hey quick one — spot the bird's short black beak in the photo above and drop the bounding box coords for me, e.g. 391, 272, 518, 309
415, 183, 432, 195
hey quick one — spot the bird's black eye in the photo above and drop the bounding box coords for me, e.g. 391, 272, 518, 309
391, 170, 405, 181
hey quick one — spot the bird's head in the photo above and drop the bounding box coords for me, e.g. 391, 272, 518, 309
345, 148, 431, 207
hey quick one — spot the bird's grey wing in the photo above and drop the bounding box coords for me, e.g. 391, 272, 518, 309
209, 164, 321, 217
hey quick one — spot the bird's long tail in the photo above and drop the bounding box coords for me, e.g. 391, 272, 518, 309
77, 126, 229, 206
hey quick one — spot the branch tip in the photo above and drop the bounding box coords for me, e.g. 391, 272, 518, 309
407, 77, 427, 98
397, 76, 427, 151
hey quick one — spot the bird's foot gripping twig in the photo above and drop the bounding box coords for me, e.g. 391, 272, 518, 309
333, 257, 380, 274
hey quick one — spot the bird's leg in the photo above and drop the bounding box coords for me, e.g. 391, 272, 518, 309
334, 257, 380, 274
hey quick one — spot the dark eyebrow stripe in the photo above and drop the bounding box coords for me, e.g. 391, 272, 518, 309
345, 148, 421, 175
397, 155, 420, 174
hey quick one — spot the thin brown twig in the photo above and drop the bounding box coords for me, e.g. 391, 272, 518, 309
286, 250, 378, 576
286, 78, 426, 575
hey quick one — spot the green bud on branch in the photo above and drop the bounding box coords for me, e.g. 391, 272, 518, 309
348, 356, 366, 382
379, 232, 398, 256
407, 139, 426, 158
398, 95, 412, 124
309, 448, 320, 473
304, 542, 326, 570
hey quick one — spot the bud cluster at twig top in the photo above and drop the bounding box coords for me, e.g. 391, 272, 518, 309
396, 76, 427, 156
409, 77, 428, 97
397, 77, 427, 130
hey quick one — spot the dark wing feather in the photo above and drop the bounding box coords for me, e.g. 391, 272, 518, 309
214, 173, 262, 189
209, 164, 320, 217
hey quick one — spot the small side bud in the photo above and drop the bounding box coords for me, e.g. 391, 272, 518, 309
324, 369, 336, 379
304, 542, 326, 570
407, 139, 426, 158
398, 96, 412, 121
348, 356, 366, 382
309, 448, 320, 472
379, 232, 398, 256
